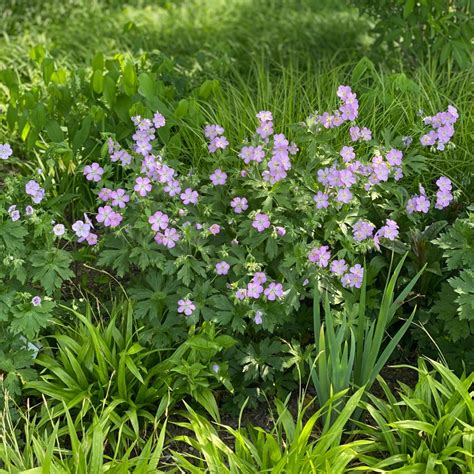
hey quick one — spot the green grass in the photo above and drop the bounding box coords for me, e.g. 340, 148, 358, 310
1, 0, 371, 79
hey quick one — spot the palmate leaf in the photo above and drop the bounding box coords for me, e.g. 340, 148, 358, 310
0, 219, 28, 252
97, 237, 131, 277
10, 301, 56, 339
433, 217, 474, 271
129, 271, 178, 321
449, 269, 474, 321
30, 249, 74, 294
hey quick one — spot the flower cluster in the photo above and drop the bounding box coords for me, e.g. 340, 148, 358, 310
317, 85, 359, 128
435, 177, 453, 209
406, 178, 453, 214
235, 272, 284, 303
25, 180, 45, 204
420, 106, 458, 151
205, 125, 229, 153
148, 210, 181, 249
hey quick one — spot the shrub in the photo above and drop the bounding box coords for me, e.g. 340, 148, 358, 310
351, 0, 473, 69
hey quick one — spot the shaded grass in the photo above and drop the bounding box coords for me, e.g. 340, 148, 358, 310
1, 0, 371, 80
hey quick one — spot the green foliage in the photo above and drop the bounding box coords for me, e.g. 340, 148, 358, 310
172, 388, 369, 472
357, 358, 474, 472
311, 254, 425, 414
427, 210, 474, 371
0, 395, 169, 473
25, 300, 234, 447
352, 0, 473, 69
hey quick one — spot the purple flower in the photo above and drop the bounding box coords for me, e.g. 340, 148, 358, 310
25, 206, 34, 216
435, 190, 453, 209
415, 195, 430, 213
134, 176, 152, 197
83, 163, 104, 182
53, 223, 65, 236
215, 261, 230, 275
209, 135, 229, 153
252, 213, 270, 232
31, 296, 42, 307
239, 145, 265, 164
313, 191, 329, 209
86, 233, 98, 246
330, 259, 348, 276
98, 188, 113, 202
341, 264, 364, 289
0, 144, 13, 160
209, 224, 221, 235
340, 146, 355, 162
110, 189, 130, 208
235, 289, 247, 300
10, 210, 20, 221
264, 282, 283, 301
352, 219, 375, 241
256, 111, 273, 122
178, 298, 195, 316
25, 180, 45, 204
276, 226, 286, 237
180, 188, 199, 205
210, 168, 228, 185
204, 124, 225, 140
252, 272, 267, 285
386, 149, 403, 166
256, 121, 273, 139
148, 211, 169, 231
247, 281, 264, 299
254, 311, 263, 325
162, 227, 180, 248
402, 136, 413, 147
436, 176, 452, 192
308, 245, 331, 268
72, 220, 91, 239
336, 188, 353, 204
164, 179, 181, 197
153, 112, 166, 128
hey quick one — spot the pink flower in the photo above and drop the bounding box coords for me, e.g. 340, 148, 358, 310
210, 168, 227, 186
180, 188, 199, 205
308, 245, 331, 268
148, 211, 169, 231
209, 224, 221, 235
230, 197, 248, 214
252, 213, 270, 232
264, 282, 283, 301
252, 272, 267, 285
153, 112, 166, 128
134, 176, 152, 196
178, 298, 195, 316
215, 261, 230, 275
84, 163, 104, 182
110, 189, 130, 208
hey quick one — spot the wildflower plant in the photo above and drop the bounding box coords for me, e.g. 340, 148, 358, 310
0, 83, 460, 397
